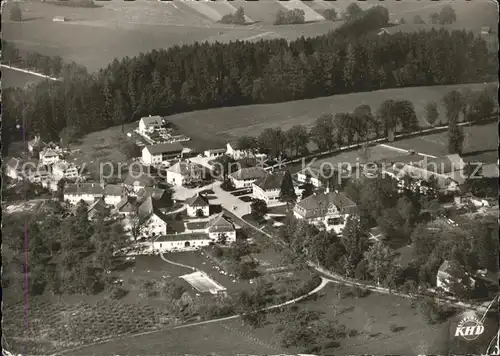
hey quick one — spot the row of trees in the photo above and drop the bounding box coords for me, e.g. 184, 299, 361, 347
231, 86, 496, 161
3, 20, 495, 156
3, 201, 128, 296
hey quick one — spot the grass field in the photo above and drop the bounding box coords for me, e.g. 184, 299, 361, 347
220, 283, 451, 355
3, 0, 496, 72
167, 83, 491, 150
386, 121, 498, 163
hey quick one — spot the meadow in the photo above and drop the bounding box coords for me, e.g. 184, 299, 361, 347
3, 0, 496, 72
167, 83, 490, 149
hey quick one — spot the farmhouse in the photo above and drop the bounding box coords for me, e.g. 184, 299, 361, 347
25, 164, 50, 183
153, 233, 213, 253
204, 148, 227, 158
229, 167, 268, 189
186, 193, 210, 217
252, 172, 286, 206
123, 171, 156, 194
104, 184, 128, 206
297, 167, 324, 188
39, 147, 61, 165
142, 142, 184, 165
138, 115, 164, 134
141, 210, 169, 238
205, 213, 237, 243
436, 260, 476, 294
166, 160, 205, 186
64, 183, 105, 205
293, 188, 358, 235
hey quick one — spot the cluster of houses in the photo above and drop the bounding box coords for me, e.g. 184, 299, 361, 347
5, 137, 83, 190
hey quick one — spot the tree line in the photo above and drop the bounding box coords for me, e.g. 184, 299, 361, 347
2, 201, 128, 296
233, 86, 496, 161
2, 15, 496, 156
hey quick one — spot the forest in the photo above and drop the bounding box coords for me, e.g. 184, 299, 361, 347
2, 4, 496, 156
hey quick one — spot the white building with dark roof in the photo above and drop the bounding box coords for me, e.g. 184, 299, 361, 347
138, 115, 164, 134
64, 183, 105, 205
39, 147, 61, 165
123, 171, 156, 194
293, 188, 357, 234
252, 172, 286, 206
186, 193, 210, 217
205, 213, 236, 242
142, 142, 184, 165
166, 160, 205, 186
229, 167, 268, 189
104, 184, 128, 206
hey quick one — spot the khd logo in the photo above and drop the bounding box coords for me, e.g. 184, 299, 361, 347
454, 315, 485, 341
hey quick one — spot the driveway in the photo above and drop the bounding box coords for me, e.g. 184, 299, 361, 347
210, 182, 252, 218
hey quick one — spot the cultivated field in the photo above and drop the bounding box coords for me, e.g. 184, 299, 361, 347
2, 0, 496, 72
167, 83, 491, 149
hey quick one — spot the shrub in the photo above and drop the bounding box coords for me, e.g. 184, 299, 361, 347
418, 297, 443, 324
110, 286, 128, 300
274, 9, 305, 25
323, 8, 337, 21
219, 7, 246, 25
352, 286, 370, 298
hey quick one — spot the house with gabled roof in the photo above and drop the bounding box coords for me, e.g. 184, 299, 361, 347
141, 208, 169, 238
39, 147, 61, 165
137, 187, 172, 210
166, 160, 205, 186
436, 260, 476, 294
229, 167, 268, 189
114, 196, 138, 216
204, 213, 236, 243
226, 140, 250, 160
64, 183, 105, 205
104, 184, 128, 206
293, 188, 357, 235
186, 193, 210, 217
138, 115, 164, 134
142, 142, 184, 165
252, 171, 287, 206
87, 197, 110, 220
153, 233, 213, 253
52, 161, 80, 180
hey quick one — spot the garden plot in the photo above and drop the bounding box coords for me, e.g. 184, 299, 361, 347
279, 0, 325, 22
180, 271, 227, 294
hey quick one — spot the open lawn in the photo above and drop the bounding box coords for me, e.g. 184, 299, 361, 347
71, 322, 282, 356
385, 121, 498, 163
168, 83, 490, 150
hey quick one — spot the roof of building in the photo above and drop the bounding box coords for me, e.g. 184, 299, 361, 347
186, 193, 210, 207
295, 190, 356, 212
154, 233, 210, 242
229, 167, 268, 181
115, 196, 137, 212
5, 157, 21, 169
381, 153, 426, 167
64, 183, 104, 196
140, 115, 163, 126
144, 142, 184, 155
40, 148, 60, 158
88, 197, 109, 213
205, 148, 227, 153
227, 140, 243, 150
104, 184, 126, 196
205, 213, 235, 233
123, 172, 155, 187
167, 161, 204, 176
438, 260, 466, 275
398, 165, 466, 187
138, 187, 168, 201
254, 172, 285, 191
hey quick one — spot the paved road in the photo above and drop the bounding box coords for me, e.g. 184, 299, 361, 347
210, 182, 252, 218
